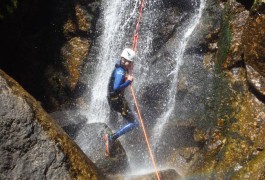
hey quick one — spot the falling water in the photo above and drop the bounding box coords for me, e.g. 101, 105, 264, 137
152, 0, 206, 144
80, 0, 206, 176
83, 0, 139, 123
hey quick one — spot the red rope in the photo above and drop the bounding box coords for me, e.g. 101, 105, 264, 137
132, 0, 145, 51
130, 1, 161, 180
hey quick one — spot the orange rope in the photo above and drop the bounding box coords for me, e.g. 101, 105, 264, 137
130, 0, 161, 179
130, 86, 161, 180
132, 0, 145, 51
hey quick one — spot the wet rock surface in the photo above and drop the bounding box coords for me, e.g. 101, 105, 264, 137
50, 111, 129, 176
246, 65, 265, 97
107, 169, 181, 180
222, 1, 249, 69
43, 0, 100, 112
1, 0, 265, 179
242, 1, 265, 77
189, 1, 265, 179
50, 110, 87, 139
0, 69, 103, 179
154, 120, 201, 175
74, 123, 129, 175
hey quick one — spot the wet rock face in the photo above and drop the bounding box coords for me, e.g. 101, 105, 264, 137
242, 2, 265, 77
43, 0, 100, 112
74, 123, 128, 175
189, 1, 265, 179
0, 80, 70, 179
220, 1, 249, 69
50, 111, 129, 176
242, 2, 265, 98
163, 0, 200, 12
247, 65, 265, 98
0, 70, 102, 179
236, 0, 254, 10
107, 169, 181, 180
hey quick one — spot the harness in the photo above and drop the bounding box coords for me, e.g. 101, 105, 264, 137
107, 68, 128, 115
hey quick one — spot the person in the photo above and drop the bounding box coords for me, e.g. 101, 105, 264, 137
104, 48, 139, 156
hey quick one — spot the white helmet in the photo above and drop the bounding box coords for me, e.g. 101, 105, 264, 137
121, 48, 135, 62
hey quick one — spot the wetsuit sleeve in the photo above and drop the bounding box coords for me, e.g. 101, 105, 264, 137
113, 68, 131, 91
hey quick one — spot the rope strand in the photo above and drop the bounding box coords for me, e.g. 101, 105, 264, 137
130, 0, 161, 179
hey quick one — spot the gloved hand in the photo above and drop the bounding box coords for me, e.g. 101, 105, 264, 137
127, 74, 133, 81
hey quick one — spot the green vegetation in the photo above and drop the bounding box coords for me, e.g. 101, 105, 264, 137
216, 4, 232, 72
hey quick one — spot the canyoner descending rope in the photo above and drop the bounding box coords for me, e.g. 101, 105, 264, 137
130, 0, 161, 179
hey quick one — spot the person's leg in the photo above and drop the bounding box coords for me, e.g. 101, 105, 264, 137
111, 97, 139, 141
104, 95, 122, 156
111, 121, 139, 140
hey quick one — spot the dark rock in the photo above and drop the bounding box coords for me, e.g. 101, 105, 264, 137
50, 110, 87, 139
50, 110, 129, 175
236, 0, 254, 10
221, 1, 249, 69
246, 65, 265, 97
0, 0, 100, 112
0, 69, 103, 179
257, 147, 264, 151
251, 1, 265, 14
242, 2, 265, 77
153, 120, 201, 175
74, 123, 129, 175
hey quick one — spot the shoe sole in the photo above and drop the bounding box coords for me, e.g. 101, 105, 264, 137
103, 134, 110, 157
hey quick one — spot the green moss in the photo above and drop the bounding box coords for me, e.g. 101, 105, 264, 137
193, 3, 243, 177
216, 4, 232, 72
232, 150, 265, 179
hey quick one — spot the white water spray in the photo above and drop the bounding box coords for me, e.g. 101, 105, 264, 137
80, 0, 206, 176
83, 0, 139, 123
152, 0, 206, 143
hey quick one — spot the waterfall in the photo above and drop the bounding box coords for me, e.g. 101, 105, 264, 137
83, 0, 139, 123
80, 0, 206, 175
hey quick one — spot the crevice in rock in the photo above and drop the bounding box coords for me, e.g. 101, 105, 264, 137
236, 0, 254, 10
248, 81, 265, 104
44, 151, 56, 178
227, 59, 245, 70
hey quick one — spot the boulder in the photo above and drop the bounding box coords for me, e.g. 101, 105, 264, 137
50, 111, 129, 176
74, 123, 129, 175
0, 69, 103, 179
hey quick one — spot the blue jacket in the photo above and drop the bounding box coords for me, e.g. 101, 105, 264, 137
108, 61, 131, 96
